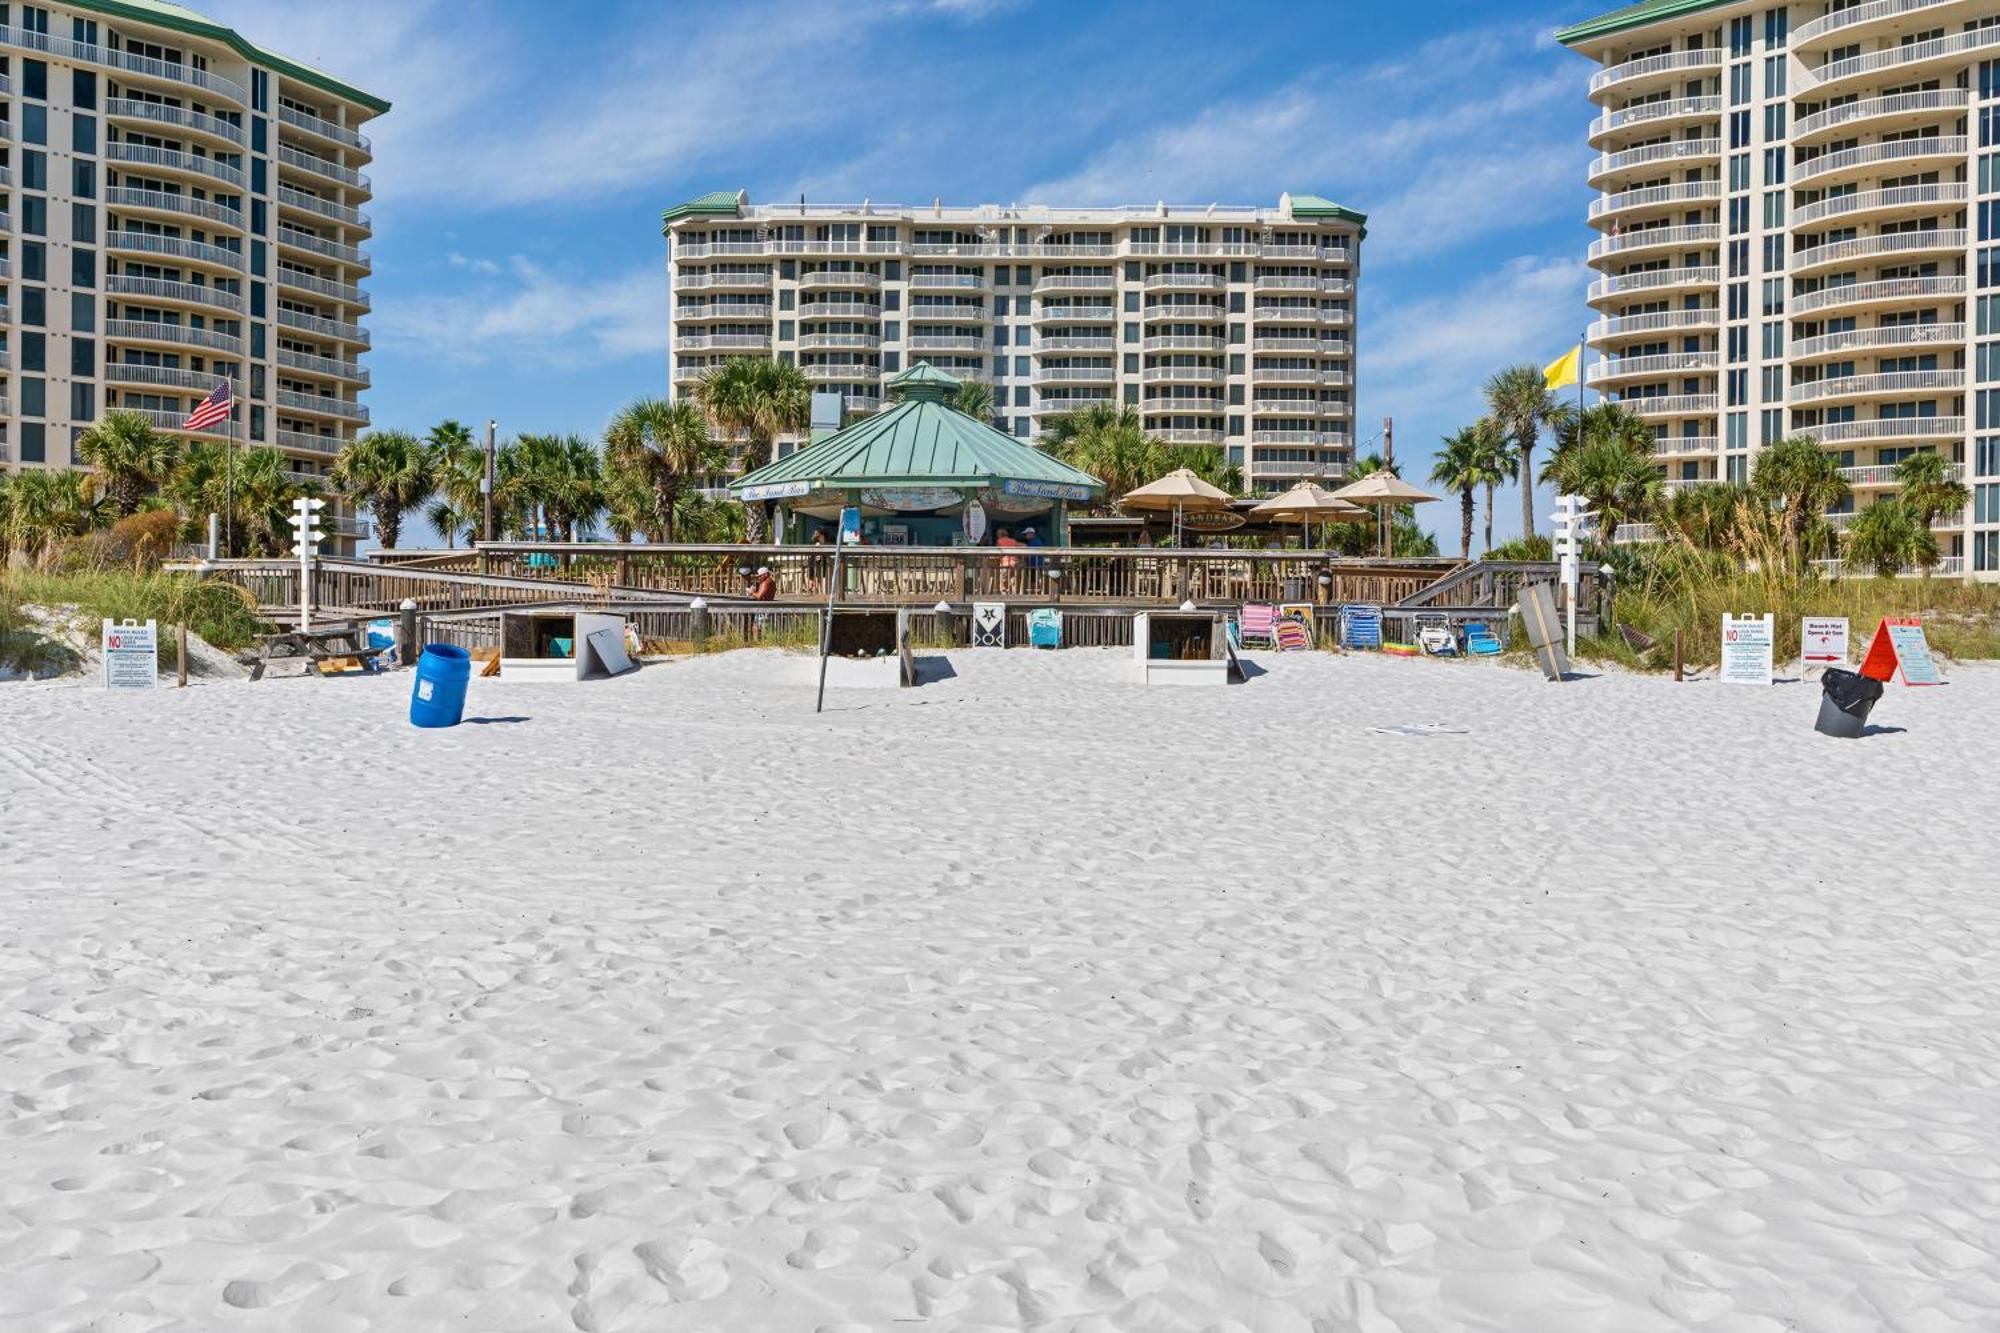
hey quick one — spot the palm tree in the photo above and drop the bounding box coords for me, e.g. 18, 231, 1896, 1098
1893, 451, 1969, 569
75, 410, 180, 517
1543, 427, 1663, 548
1040, 405, 1160, 503
605, 397, 724, 542
1751, 435, 1850, 569
1484, 364, 1561, 541
234, 447, 323, 556
1430, 427, 1490, 560
952, 380, 996, 422
3, 468, 107, 565
1454, 417, 1514, 556
425, 420, 483, 548
601, 464, 656, 543
332, 429, 435, 550
694, 358, 809, 543
499, 434, 605, 542
1659, 482, 1753, 553
1846, 498, 1934, 578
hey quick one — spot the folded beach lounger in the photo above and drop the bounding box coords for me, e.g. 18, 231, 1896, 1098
1463, 621, 1503, 656
1028, 608, 1063, 649
1339, 604, 1383, 650
1237, 603, 1279, 649
1274, 617, 1312, 652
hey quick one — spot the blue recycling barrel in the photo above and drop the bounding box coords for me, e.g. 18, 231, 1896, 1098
409, 644, 471, 728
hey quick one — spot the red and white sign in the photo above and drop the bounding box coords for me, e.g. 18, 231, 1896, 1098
1802, 616, 1848, 667
1860, 617, 1944, 687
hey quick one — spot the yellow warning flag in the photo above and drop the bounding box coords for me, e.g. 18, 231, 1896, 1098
1543, 344, 1582, 392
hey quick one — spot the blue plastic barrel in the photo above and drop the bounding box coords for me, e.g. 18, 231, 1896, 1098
409, 644, 471, 728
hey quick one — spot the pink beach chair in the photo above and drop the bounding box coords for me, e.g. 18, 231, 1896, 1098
1238, 603, 1279, 649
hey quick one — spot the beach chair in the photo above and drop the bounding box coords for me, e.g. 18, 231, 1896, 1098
1464, 621, 1503, 656
1238, 603, 1279, 649
1028, 608, 1062, 649
1416, 613, 1459, 657
1274, 617, 1312, 652
1339, 604, 1383, 650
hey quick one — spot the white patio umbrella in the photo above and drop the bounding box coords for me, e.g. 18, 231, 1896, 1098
1119, 469, 1233, 547
1332, 472, 1440, 558
1251, 482, 1370, 550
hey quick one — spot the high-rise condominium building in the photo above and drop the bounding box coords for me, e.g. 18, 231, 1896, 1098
661, 192, 1365, 493
2, 1, 383, 546
1561, 0, 2000, 580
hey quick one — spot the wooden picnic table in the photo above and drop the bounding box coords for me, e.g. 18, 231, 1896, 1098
250, 620, 390, 681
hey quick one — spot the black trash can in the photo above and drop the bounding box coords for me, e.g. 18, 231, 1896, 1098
1815, 667, 1883, 739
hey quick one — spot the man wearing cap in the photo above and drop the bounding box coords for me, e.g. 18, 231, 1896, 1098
751, 566, 777, 601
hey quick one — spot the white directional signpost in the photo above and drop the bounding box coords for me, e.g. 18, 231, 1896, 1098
1551, 494, 1589, 658
290, 496, 328, 632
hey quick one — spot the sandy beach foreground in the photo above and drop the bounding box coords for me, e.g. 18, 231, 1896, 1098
3, 650, 1997, 1332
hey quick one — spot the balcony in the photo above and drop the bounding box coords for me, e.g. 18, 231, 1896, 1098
1250, 460, 1342, 479
1588, 308, 1722, 342
279, 267, 369, 307
276, 143, 372, 191
278, 429, 345, 456
803, 365, 879, 384
1036, 335, 1115, 353
1252, 275, 1322, 292
106, 274, 244, 314
105, 186, 243, 230
1814, 555, 1965, 578
278, 103, 372, 154
1794, 0, 1967, 49
105, 319, 243, 355
1251, 430, 1341, 445
0, 26, 247, 102
676, 333, 774, 351
1034, 305, 1116, 323
1251, 397, 1333, 413
1789, 322, 1963, 361
104, 363, 220, 393
1248, 366, 1330, 384
675, 270, 773, 292
276, 348, 371, 385
1790, 275, 1965, 317
278, 227, 370, 268
1140, 395, 1224, 412
277, 187, 370, 230
1031, 243, 1118, 258
277, 389, 370, 423
1588, 138, 1722, 190
1251, 335, 1329, 352
1589, 179, 1721, 223
1792, 136, 1967, 188
1801, 23, 2000, 93
277, 307, 372, 345
909, 272, 989, 291
1034, 367, 1118, 385
1032, 274, 1114, 294
1790, 369, 1964, 404
105, 141, 244, 188
1142, 303, 1225, 322
104, 230, 244, 271
801, 301, 886, 320
1124, 242, 1221, 256
1588, 265, 1720, 301
1588, 222, 1721, 263
798, 331, 881, 351
1589, 46, 1724, 100
1144, 335, 1226, 352
1798, 419, 1966, 449
1792, 182, 1968, 228
125, 406, 221, 434
908, 334, 988, 352
1588, 351, 1720, 385
672, 240, 765, 258
798, 270, 883, 290
1153, 428, 1226, 446
676, 302, 773, 322
1141, 364, 1225, 384
842, 395, 882, 413
1589, 96, 1722, 147
1794, 88, 1970, 143
1651, 436, 1719, 456
1143, 272, 1226, 292
1624, 393, 1719, 417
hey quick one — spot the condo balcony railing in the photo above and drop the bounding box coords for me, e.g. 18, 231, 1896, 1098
1838, 460, 1963, 486
675, 302, 774, 321
1034, 305, 1116, 321
1812, 555, 1965, 578
673, 241, 766, 258
103, 362, 221, 392
1141, 364, 1226, 383
1589, 138, 1722, 182
676, 333, 774, 351
1589, 265, 1720, 300
126, 406, 220, 434
1251, 459, 1344, 478
675, 271, 774, 291
798, 270, 883, 290
1032, 274, 1115, 292
909, 334, 989, 351
0, 26, 247, 103
1793, 135, 1967, 186
1035, 335, 1116, 352
106, 318, 243, 355
1792, 182, 1969, 227
1248, 367, 1336, 384
278, 103, 372, 154
105, 97, 245, 146
277, 187, 370, 230
1587, 351, 1721, 383
106, 140, 245, 188
1625, 393, 1719, 416
278, 429, 345, 455
1793, 87, 1970, 140
105, 273, 245, 313
277, 307, 371, 344
1139, 395, 1224, 411
1035, 367, 1118, 384
1790, 369, 1965, 403
1590, 96, 1722, 141
908, 273, 989, 290
105, 229, 245, 270
801, 301, 886, 319
1251, 430, 1343, 446
1651, 436, 1720, 456
1143, 272, 1227, 291
1589, 308, 1722, 340
1794, 0, 1962, 47
1803, 24, 2000, 91
276, 348, 371, 385
105, 186, 243, 229
841, 394, 883, 412
276, 143, 372, 191
276, 389, 369, 423
1799, 419, 1966, 448
1790, 274, 1966, 315
1154, 428, 1226, 446
278, 267, 369, 306
796, 331, 879, 350
1251, 335, 1340, 352
1589, 46, 1724, 96
1125, 242, 1222, 257
1588, 222, 1722, 262
803, 365, 878, 383
1250, 397, 1338, 413
1589, 179, 1721, 221
277, 227, 369, 267
1144, 335, 1227, 352
1789, 322, 1963, 359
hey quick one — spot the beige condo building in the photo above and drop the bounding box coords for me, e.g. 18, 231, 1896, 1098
661, 192, 1365, 493
1562, 0, 2000, 579
2, 0, 382, 546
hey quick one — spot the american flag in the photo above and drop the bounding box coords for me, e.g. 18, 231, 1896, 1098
183, 381, 232, 433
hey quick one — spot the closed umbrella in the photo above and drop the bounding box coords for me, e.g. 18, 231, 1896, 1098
1120, 468, 1233, 547
1332, 473, 1439, 557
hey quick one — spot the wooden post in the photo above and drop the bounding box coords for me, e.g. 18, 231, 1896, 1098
1673, 629, 1684, 682
176, 623, 188, 688
617, 553, 632, 586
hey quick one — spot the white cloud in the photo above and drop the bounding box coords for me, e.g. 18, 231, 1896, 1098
372, 257, 668, 367
447, 252, 500, 276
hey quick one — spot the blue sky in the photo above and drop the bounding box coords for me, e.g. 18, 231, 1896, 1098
211, 0, 1607, 545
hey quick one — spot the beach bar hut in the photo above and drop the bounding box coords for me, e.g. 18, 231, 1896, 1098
730, 363, 1104, 546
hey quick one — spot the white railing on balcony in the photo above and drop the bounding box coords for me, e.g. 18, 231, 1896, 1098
1590, 308, 1722, 339
1140, 396, 1224, 413
800, 302, 885, 319
0, 26, 246, 102
1589, 265, 1720, 300
1252, 275, 1320, 291
277, 143, 371, 191
277, 227, 368, 266
1651, 436, 1719, 456
1795, 229, 1967, 272
1791, 275, 1965, 315
277, 187, 370, 230
803, 366, 879, 383
105, 96, 244, 145
1613, 522, 1664, 545
1035, 336, 1115, 352
278, 103, 371, 153
1035, 367, 1118, 384
1252, 430, 1341, 445
278, 429, 345, 455
1144, 272, 1227, 290
1248, 367, 1324, 383
1124, 242, 1218, 257
672, 241, 765, 258
125, 406, 220, 434
1800, 419, 1966, 448
1032, 274, 1114, 292
799, 270, 883, 289
1035, 305, 1116, 321
1589, 351, 1720, 382
1794, 136, 1966, 185
105, 186, 242, 229
1590, 46, 1724, 95
276, 348, 370, 384
675, 271, 774, 291
103, 362, 219, 392
1626, 393, 1719, 416
1796, 0, 1960, 46
104, 230, 244, 270
106, 273, 244, 313
1794, 88, 1970, 140
1143, 303, 1225, 320
1141, 364, 1225, 383
1590, 138, 1722, 180
1590, 179, 1721, 221
909, 334, 988, 351
1793, 183, 1968, 227
909, 273, 988, 290
105, 318, 242, 354
1814, 555, 1966, 578
1591, 96, 1722, 139
105, 141, 244, 188
1144, 335, 1226, 352
1588, 222, 1722, 262
1789, 369, 1963, 403
278, 267, 369, 306
1251, 336, 1323, 352
278, 307, 371, 344
675, 333, 773, 351
1250, 397, 1332, 412
797, 332, 879, 350
277, 389, 369, 422
1789, 322, 1963, 359
1806, 24, 2000, 89
1154, 428, 1226, 445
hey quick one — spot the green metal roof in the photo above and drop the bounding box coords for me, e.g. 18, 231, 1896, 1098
731, 371, 1104, 497
71, 0, 389, 112
1556, 0, 1734, 46
662, 191, 746, 230
1286, 193, 1369, 236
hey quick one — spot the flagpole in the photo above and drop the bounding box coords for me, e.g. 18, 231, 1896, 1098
224, 375, 236, 559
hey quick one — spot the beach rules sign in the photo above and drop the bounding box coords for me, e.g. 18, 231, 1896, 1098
1802, 616, 1849, 668
102, 619, 159, 691
1859, 617, 1944, 686
1720, 613, 1774, 686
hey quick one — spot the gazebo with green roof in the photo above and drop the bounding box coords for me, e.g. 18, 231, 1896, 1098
730, 364, 1105, 545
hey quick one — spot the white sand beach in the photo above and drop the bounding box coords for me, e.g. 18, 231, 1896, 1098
3, 649, 1998, 1332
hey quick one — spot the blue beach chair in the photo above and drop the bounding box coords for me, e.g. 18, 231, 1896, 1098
1464, 621, 1503, 656
1028, 608, 1062, 649
1339, 604, 1383, 650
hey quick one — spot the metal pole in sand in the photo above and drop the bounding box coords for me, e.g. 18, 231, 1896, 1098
816, 541, 843, 715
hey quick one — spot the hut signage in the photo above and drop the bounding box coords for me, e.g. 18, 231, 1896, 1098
1181, 510, 1247, 533
860, 487, 961, 512
738, 479, 813, 502
963, 501, 988, 544
1002, 479, 1094, 502
1720, 613, 1774, 686
102, 619, 159, 691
